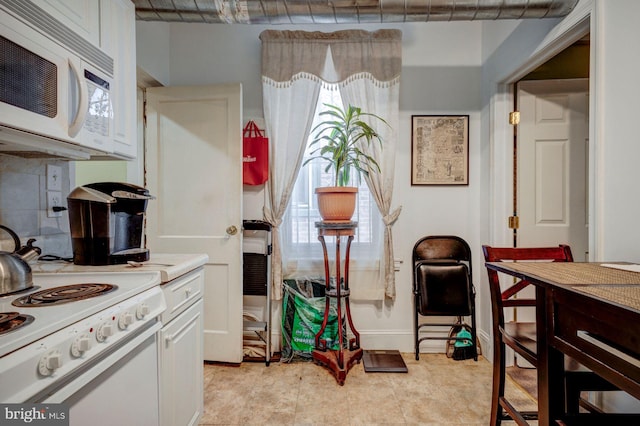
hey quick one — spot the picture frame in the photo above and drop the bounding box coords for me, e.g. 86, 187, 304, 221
411, 115, 469, 185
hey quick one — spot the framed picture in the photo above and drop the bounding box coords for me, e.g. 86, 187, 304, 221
411, 115, 469, 185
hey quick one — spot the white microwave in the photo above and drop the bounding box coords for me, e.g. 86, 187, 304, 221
0, 2, 115, 158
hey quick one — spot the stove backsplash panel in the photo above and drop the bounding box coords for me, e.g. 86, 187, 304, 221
0, 154, 72, 259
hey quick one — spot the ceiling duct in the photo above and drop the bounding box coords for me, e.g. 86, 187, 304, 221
132, 0, 580, 24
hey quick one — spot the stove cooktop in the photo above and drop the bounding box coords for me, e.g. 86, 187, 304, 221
12, 283, 117, 307
0, 271, 161, 358
0, 312, 34, 336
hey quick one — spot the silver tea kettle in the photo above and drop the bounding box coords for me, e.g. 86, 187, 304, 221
0, 225, 42, 296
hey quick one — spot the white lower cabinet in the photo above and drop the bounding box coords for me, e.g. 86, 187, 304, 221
159, 269, 204, 426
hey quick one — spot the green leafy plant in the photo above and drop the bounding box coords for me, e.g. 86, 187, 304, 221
304, 104, 389, 187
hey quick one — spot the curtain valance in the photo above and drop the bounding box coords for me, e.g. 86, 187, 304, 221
260, 29, 402, 83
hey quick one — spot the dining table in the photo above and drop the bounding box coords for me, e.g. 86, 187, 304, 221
484, 261, 640, 425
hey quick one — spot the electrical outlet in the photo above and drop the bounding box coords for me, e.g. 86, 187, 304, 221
47, 191, 63, 218
394, 258, 403, 272
47, 165, 62, 191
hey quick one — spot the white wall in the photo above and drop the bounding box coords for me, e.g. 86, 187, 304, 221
137, 20, 485, 352
136, 21, 171, 86
592, 0, 640, 263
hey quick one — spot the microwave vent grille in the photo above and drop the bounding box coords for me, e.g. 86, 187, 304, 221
0, 35, 58, 118
0, 0, 113, 76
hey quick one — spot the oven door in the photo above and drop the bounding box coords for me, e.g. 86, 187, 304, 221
38, 322, 161, 426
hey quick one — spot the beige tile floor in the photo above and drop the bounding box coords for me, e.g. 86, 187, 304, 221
200, 353, 537, 425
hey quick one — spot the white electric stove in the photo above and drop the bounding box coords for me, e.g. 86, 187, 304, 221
0, 271, 166, 420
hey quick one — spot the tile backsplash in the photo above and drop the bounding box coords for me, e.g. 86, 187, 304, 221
0, 154, 72, 258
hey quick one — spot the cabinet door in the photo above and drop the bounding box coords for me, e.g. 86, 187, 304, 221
101, 0, 137, 159
159, 299, 204, 426
37, 0, 100, 47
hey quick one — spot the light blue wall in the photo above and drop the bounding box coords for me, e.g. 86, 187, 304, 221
137, 4, 640, 364
136, 20, 485, 351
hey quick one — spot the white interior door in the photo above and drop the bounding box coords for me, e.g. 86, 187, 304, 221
517, 79, 589, 260
145, 84, 243, 363
512, 79, 589, 348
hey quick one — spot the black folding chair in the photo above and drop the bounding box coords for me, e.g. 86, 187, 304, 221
413, 235, 477, 361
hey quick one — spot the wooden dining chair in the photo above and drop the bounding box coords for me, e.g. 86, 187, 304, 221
482, 244, 619, 426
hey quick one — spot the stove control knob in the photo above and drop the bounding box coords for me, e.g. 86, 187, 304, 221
38, 350, 62, 376
96, 323, 114, 342
71, 334, 91, 357
118, 312, 134, 330
136, 304, 150, 320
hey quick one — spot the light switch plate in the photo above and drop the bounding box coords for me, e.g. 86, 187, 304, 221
47, 191, 63, 218
47, 165, 62, 191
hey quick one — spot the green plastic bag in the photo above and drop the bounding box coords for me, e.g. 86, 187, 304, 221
282, 279, 341, 361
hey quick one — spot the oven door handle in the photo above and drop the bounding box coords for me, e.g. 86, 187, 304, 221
38, 321, 161, 403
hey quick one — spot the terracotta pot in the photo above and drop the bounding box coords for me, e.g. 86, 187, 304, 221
315, 186, 357, 222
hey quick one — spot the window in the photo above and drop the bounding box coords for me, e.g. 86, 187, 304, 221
281, 87, 381, 269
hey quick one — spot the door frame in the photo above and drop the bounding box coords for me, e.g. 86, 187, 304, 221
489, 2, 595, 258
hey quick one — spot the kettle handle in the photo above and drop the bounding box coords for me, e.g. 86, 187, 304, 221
0, 224, 21, 252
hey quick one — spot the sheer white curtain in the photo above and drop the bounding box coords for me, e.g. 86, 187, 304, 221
260, 29, 402, 300
338, 80, 401, 299
260, 31, 324, 300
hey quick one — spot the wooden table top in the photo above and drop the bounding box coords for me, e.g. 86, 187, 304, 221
485, 261, 640, 312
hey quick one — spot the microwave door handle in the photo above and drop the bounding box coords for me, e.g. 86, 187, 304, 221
68, 59, 88, 138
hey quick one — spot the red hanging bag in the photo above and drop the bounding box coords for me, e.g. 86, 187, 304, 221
242, 121, 269, 185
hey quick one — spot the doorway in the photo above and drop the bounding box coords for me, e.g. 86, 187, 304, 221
513, 37, 590, 260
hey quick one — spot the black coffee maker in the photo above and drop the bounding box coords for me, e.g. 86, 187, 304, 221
67, 182, 154, 265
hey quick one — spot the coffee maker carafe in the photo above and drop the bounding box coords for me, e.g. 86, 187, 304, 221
67, 182, 154, 265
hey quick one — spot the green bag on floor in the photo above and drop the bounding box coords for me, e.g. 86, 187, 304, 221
282, 278, 341, 361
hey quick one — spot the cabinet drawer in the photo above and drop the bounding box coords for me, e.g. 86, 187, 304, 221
161, 268, 204, 324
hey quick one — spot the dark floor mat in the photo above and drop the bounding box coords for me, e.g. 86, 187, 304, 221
362, 350, 408, 373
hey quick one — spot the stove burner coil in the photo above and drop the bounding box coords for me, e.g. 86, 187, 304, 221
12, 283, 118, 307
0, 311, 35, 335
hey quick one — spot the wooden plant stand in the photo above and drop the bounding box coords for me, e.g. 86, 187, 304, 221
312, 221, 363, 385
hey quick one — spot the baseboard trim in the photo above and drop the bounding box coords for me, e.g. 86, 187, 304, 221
268, 329, 491, 356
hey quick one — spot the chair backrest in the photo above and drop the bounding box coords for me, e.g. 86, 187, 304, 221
482, 244, 573, 331
413, 236, 473, 316
413, 235, 472, 269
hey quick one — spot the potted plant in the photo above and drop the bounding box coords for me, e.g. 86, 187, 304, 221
304, 103, 388, 222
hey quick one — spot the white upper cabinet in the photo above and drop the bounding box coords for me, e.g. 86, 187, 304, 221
100, 0, 137, 159
36, 0, 101, 48
0, 0, 137, 160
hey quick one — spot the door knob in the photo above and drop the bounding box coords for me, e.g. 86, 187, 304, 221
226, 225, 238, 236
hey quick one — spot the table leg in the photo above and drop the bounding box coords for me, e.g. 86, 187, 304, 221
536, 285, 565, 426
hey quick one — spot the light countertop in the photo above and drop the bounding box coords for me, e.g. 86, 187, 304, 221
31, 253, 209, 283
